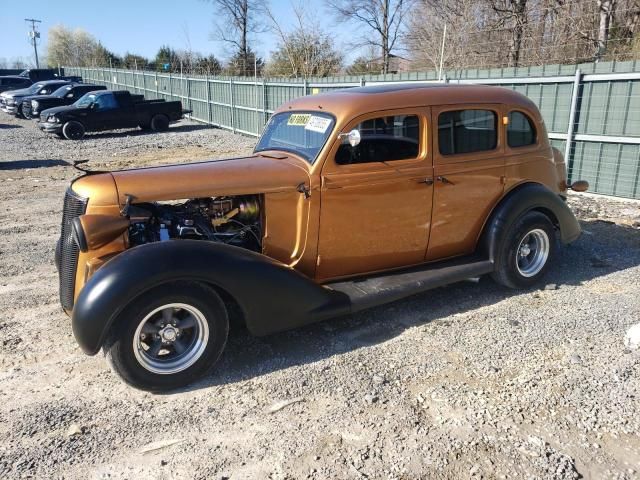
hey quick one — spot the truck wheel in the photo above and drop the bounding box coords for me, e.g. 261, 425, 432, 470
150, 114, 169, 132
491, 211, 557, 289
55, 132, 65, 139
62, 121, 85, 140
15, 104, 25, 119
103, 281, 229, 391
23, 108, 32, 120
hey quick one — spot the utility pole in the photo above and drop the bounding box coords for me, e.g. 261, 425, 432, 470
25, 18, 42, 68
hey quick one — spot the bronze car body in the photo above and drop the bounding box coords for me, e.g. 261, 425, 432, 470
57, 84, 586, 391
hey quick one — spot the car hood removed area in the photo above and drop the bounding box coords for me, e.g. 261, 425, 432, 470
109, 154, 310, 204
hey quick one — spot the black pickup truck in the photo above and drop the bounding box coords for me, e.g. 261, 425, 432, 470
22, 83, 107, 119
39, 90, 189, 140
0, 76, 33, 94
0, 79, 78, 117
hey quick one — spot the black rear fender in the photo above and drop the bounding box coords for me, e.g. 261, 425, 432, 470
72, 240, 350, 355
479, 182, 581, 262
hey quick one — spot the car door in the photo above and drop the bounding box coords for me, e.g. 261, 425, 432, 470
86, 93, 121, 130
316, 108, 433, 280
426, 105, 506, 261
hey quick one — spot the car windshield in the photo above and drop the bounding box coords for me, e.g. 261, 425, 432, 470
254, 111, 336, 163
52, 85, 73, 97
25, 83, 45, 94
74, 93, 97, 108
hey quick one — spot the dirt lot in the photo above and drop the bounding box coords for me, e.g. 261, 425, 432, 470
0, 115, 639, 480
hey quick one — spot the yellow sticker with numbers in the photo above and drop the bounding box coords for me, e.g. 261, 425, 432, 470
287, 114, 311, 126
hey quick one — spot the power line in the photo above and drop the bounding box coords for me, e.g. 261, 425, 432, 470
25, 18, 42, 68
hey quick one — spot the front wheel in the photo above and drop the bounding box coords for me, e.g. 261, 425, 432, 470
104, 281, 229, 391
62, 121, 86, 140
491, 211, 557, 289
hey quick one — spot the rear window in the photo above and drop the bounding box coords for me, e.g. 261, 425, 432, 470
438, 109, 497, 155
507, 111, 536, 148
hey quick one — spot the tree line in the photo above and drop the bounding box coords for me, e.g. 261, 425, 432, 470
37, 0, 640, 78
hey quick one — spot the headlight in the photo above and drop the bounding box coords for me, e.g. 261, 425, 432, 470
32, 100, 39, 108
6, 98, 15, 106
47, 116, 59, 123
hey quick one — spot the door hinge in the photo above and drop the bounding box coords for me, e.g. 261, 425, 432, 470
297, 182, 311, 199
500, 175, 506, 185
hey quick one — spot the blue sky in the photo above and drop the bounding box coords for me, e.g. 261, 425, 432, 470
0, 0, 354, 66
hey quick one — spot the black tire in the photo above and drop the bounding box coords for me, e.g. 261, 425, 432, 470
62, 121, 85, 140
104, 281, 229, 392
150, 114, 169, 132
55, 132, 65, 139
23, 108, 32, 120
491, 211, 557, 289
15, 104, 24, 119
139, 122, 151, 131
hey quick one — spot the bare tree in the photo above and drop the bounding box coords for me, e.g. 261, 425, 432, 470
265, 3, 342, 77
486, 0, 528, 67
326, 0, 408, 73
208, 0, 265, 75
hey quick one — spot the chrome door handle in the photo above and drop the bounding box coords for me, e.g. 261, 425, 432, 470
436, 176, 454, 185
414, 178, 434, 185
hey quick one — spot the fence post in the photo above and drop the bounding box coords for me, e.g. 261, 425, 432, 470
230, 78, 236, 133
169, 72, 173, 100
360, 77, 365, 87
262, 78, 267, 127
186, 76, 192, 120
155, 71, 159, 98
564, 68, 582, 179
205, 75, 212, 125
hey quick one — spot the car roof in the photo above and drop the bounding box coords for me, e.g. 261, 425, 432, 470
278, 84, 541, 125
1, 75, 31, 80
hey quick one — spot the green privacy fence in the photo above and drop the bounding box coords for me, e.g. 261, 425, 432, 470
66, 61, 640, 199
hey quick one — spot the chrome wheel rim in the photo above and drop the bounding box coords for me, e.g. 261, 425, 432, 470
133, 303, 209, 375
516, 228, 550, 277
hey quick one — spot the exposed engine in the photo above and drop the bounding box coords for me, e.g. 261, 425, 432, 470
128, 196, 261, 251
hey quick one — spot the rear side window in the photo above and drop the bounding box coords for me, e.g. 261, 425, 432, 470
336, 114, 420, 165
508, 111, 536, 148
438, 109, 497, 155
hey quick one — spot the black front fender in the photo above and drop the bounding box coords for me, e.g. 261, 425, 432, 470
72, 240, 350, 355
479, 183, 581, 262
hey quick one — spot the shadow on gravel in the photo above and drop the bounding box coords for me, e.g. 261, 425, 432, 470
178, 219, 640, 393
0, 124, 21, 129
0, 159, 70, 170
80, 123, 212, 140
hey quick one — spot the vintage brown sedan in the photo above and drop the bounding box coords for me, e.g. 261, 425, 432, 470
57, 84, 588, 390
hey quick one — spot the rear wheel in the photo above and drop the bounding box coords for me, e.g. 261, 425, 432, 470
62, 121, 85, 140
150, 114, 169, 132
104, 281, 229, 391
491, 211, 557, 289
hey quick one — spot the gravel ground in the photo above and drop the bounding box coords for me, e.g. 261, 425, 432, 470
0, 114, 639, 480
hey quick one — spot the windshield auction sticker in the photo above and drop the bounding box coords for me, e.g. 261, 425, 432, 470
305, 115, 332, 133
287, 114, 311, 126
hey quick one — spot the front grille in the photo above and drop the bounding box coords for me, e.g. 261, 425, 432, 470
59, 188, 88, 310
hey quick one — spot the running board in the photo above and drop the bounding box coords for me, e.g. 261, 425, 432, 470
326, 256, 494, 313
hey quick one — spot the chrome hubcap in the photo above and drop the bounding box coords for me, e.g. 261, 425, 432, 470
516, 229, 550, 277
133, 303, 209, 375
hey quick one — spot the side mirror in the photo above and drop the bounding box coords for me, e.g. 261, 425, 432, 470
338, 129, 361, 147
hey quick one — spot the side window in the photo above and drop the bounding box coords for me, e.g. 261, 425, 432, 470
508, 111, 536, 148
336, 114, 420, 165
438, 109, 497, 155
94, 94, 117, 110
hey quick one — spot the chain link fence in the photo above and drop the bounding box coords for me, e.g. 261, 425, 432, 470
66, 61, 640, 199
